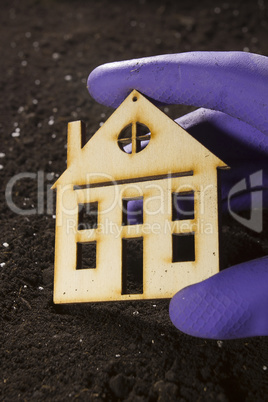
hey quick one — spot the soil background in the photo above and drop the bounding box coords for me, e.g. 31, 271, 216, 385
1, 0, 268, 401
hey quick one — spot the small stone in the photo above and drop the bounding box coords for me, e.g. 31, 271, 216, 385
52, 52, 60, 60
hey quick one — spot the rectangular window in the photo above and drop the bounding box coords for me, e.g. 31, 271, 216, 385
172, 233, 195, 262
122, 237, 143, 294
122, 197, 143, 226
76, 241, 97, 269
172, 191, 194, 221
78, 202, 98, 230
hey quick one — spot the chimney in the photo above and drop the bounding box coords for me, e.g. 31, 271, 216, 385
67, 120, 86, 167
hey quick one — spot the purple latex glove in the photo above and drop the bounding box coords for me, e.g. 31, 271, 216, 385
87, 52, 268, 339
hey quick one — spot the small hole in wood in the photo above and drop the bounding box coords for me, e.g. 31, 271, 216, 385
132, 96, 138, 102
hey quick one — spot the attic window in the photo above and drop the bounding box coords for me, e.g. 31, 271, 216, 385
118, 122, 150, 154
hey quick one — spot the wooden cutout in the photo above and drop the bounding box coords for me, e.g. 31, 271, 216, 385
52, 90, 228, 304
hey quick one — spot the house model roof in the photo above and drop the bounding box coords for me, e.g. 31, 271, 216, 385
52, 90, 226, 189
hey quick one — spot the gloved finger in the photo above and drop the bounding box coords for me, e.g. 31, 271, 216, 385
126, 199, 143, 225
176, 108, 268, 163
176, 108, 268, 211
87, 52, 268, 135
169, 256, 268, 339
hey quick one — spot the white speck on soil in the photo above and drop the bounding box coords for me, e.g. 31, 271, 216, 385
18, 106, 24, 113
0, 165, 3, 170
0, 153, 5, 158
115, 354, 120, 358
21, 60, 27, 67
64, 74, 72, 81
38, 286, 44, 291
217, 341, 223, 348
3, 242, 9, 248
263, 366, 267, 371
0, 262, 6, 267
52, 52, 60, 60
11, 132, 20, 137
35, 79, 40, 85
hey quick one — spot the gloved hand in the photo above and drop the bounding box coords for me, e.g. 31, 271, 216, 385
87, 51, 268, 339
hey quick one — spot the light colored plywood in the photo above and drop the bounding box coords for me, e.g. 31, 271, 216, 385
52, 90, 228, 304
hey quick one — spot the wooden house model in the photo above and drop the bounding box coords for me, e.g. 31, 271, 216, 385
52, 90, 227, 303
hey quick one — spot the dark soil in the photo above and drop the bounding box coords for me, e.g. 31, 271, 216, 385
1, 0, 268, 400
